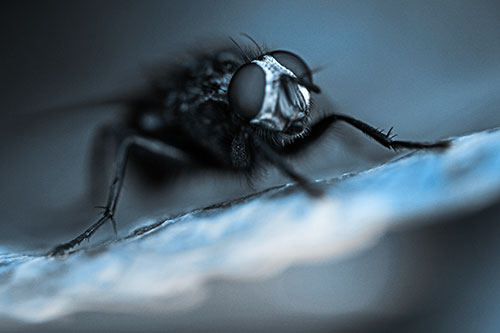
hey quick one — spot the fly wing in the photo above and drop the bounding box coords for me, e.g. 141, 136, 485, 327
41, 85, 152, 113
16, 85, 152, 128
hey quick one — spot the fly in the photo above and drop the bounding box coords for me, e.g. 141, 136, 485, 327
48, 36, 449, 256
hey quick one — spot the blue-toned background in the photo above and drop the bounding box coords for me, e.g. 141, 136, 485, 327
1, 1, 500, 331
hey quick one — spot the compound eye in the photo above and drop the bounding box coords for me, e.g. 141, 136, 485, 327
269, 50, 313, 84
228, 63, 266, 119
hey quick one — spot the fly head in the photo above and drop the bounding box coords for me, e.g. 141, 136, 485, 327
228, 50, 320, 141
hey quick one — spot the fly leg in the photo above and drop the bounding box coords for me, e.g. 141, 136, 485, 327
271, 113, 449, 197
330, 114, 450, 150
282, 113, 449, 155
88, 123, 129, 203
252, 135, 323, 197
49, 134, 192, 256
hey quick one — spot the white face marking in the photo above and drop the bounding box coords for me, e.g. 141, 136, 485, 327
298, 84, 311, 108
250, 55, 310, 131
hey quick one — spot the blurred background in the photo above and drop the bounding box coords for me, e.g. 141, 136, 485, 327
1, 1, 500, 331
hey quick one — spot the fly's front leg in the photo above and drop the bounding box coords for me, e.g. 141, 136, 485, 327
253, 135, 323, 197
49, 135, 192, 256
282, 113, 449, 155
326, 114, 450, 150
272, 113, 449, 197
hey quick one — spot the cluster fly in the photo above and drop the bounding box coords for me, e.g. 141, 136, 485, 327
49, 36, 448, 255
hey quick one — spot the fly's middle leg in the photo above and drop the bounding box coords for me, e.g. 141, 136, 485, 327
49, 133, 192, 256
